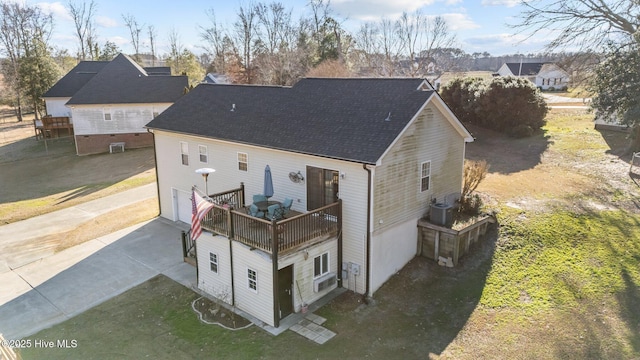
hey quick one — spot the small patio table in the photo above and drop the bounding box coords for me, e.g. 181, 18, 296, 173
254, 200, 282, 212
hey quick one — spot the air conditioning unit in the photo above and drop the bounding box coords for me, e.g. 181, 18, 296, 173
430, 203, 453, 227
313, 273, 337, 293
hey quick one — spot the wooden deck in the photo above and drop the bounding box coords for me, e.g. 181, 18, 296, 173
198, 185, 341, 256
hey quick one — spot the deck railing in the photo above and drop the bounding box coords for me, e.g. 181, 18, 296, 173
201, 190, 341, 255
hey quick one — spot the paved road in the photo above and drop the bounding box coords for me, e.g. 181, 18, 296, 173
0, 185, 196, 340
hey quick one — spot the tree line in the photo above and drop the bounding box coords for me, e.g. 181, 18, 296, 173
2, 0, 640, 152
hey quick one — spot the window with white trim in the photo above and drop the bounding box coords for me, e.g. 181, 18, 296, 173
199, 145, 208, 163
209, 252, 218, 273
420, 161, 431, 192
180, 142, 189, 166
314, 252, 329, 278
104, 109, 112, 121
247, 268, 257, 292
238, 152, 248, 171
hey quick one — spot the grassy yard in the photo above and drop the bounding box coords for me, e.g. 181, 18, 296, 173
19, 108, 640, 359
0, 121, 156, 224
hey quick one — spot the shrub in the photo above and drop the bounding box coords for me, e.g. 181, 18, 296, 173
441, 76, 548, 137
440, 77, 485, 124
459, 159, 489, 215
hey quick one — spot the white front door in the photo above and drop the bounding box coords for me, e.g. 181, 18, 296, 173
173, 188, 192, 224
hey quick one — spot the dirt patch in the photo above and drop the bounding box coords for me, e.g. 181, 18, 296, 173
467, 108, 640, 213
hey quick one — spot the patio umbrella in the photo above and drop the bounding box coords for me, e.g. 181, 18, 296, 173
263, 165, 274, 199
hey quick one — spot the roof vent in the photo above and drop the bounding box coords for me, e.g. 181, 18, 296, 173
384, 112, 391, 121
231, 103, 236, 112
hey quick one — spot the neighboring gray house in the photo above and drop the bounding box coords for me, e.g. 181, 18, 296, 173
146, 78, 473, 328
497, 62, 570, 90
44, 53, 188, 155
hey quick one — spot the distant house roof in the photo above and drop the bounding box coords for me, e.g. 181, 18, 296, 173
144, 67, 172, 76
504, 62, 544, 76
146, 78, 468, 164
42, 61, 109, 98
66, 53, 188, 105
203, 73, 230, 84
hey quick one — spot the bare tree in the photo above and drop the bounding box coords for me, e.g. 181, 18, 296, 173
167, 27, 183, 69
123, 14, 143, 62
148, 25, 157, 66
396, 11, 456, 77
514, 0, 639, 51
67, 0, 97, 60
200, 9, 232, 74
0, 2, 54, 121
233, 3, 258, 83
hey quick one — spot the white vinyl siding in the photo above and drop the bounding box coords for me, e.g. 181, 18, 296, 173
71, 103, 171, 136
370, 102, 466, 294
197, 234, 233, 305
153, 131, 369, 295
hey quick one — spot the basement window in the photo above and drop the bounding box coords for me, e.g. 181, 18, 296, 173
314, 252, 329, 278
247, 268, 257, 293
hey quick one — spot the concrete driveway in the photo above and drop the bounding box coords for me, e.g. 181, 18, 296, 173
0, 186, 196, 340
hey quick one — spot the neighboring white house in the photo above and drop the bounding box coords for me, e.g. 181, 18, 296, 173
146, 78, 473, 328
497, 62, 570, 90
43, 53, 188, 155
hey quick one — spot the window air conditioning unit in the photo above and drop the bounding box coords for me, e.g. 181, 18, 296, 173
313, 273, 337, 293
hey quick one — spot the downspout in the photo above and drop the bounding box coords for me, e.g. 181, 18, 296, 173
147, 128, 161, 217
363, 164, 373, 299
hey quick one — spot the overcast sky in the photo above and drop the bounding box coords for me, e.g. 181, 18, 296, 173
30, 0, 551, 57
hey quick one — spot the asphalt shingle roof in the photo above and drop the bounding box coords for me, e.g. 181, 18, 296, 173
66, 54, 188, 105
146, 78, 436, 164
505, 62, 544, 76
42, 61, 109, 98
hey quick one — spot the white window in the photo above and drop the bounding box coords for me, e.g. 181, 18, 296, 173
199, 145, 208, 163
420, 161, 431, 192
247, 268, 257, 292
314, 252, 329, 278
180, 142, 189, 166
104, 109, 112, 121
209, 252, 218, 273
238, 152, 248, 171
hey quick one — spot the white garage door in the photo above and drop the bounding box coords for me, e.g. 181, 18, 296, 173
173, 188, 192, 224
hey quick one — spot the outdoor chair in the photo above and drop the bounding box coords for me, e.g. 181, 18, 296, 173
253, 194, 267, 204
281, 198, 293, 216
266, 203, 284, 221
249, 204, 265, 218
